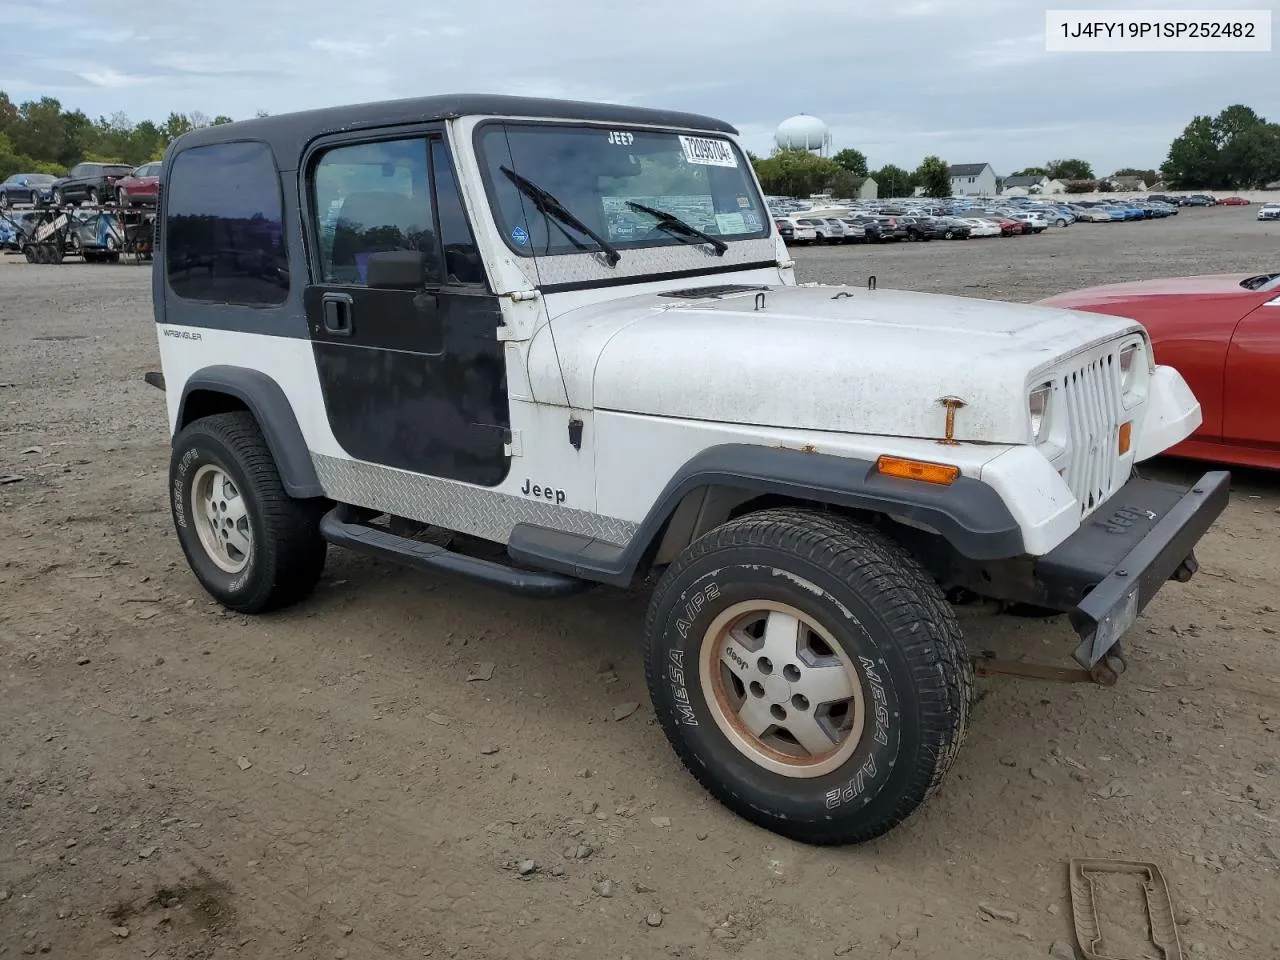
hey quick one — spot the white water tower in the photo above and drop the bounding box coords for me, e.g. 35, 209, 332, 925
775, 115, 831, 155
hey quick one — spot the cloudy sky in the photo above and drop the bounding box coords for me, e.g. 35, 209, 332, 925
2, 0, 1275, 175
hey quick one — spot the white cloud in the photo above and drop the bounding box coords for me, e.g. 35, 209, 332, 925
78, 68, 152, 89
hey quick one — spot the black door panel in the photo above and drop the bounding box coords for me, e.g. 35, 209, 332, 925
311, 289, 509, 485
300, 130, 509, 487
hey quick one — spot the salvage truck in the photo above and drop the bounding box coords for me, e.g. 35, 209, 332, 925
145, 95, 1227, 845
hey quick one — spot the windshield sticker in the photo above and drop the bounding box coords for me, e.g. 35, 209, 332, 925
736, 195, 751, 208
741, 211, 761, 229
602, 195, 717, 237
714, 212, 746, 234
606, 130, 635, 146
679, 136, 738, 168
511, 225, 530, 246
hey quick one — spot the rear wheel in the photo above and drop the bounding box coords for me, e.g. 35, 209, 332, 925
645, 508, 972, 845
87, 188, 101, 206
170, 411, 328, 613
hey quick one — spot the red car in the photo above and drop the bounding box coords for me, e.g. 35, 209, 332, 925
1038, 271, 1280, 470
115, 162, 161, 207
1220, 196, 1251, 206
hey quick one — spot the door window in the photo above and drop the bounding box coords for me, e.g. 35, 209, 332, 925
311, 138, 439, 287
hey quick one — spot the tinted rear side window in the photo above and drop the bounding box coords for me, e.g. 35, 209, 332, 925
165, 141, 289, 306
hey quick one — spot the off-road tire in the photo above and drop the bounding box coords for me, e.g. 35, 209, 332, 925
644, 507, 973, 845
170, 411, 327, 613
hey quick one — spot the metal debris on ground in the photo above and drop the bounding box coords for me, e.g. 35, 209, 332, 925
1068, 858, 1182, 960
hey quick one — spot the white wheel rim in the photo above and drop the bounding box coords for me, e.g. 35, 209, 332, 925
190, 464, 252, 574
699, 600, 866, 779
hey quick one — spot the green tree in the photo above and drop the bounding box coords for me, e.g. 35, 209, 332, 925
870, 164, 913, 198
1161, 115, 1220, 188
1220, 122, 1280, 188
1045, 158, 1094, 181
914, 155, 951, 198
1012, 166, 1048, 177
831, 148, 868, 177
828, 168, 865, 198
751, 148, 843, 198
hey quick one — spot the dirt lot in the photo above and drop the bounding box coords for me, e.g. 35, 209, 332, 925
2, 206, 1278, 960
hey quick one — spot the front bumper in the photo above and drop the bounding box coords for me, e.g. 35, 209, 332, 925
1033, 471, 1230, 667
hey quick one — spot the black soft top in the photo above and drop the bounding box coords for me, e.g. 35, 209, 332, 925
170, 94, 739, 169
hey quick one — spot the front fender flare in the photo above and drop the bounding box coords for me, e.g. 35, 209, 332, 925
507, 443, 1025, 586
177, 365, 324, 499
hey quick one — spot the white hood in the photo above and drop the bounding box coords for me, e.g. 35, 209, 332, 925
528, 284, 1143, 444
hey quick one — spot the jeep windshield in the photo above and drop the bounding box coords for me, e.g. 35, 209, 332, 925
476, 122, 769, 260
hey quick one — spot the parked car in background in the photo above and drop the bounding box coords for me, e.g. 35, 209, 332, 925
51, 162, 137, 206
960, 217, 1001, 237
0, 210, 46, 252
1258, 203, 1280, 221
115, 162, 161, 206
1183, 194, 1216, 206
778, 216, 817, 243
1007, 212, 1048, 233
1220, 196, 1251, 206
837, 218, 866, 242
1071, 204, 1112, 222
0, 173, 58, 207
65, 210, 125, 262
774, 218, 794, 242
925, 216, 971, 240
898, 216, 934, 241
1039, 271, 1280, 470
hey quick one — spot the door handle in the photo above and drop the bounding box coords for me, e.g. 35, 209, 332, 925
322, 292, 354, 336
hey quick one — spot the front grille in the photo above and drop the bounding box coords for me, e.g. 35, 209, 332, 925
1059, 349, 1123, 516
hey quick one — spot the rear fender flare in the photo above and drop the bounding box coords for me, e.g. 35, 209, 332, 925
177, 365, 324, 499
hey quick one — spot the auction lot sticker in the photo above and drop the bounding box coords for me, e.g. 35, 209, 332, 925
1046, 9, 1271, 51
680, 136, 738, 167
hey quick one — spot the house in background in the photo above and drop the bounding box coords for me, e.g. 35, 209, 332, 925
1002, 174, 1050, 195
852, 176, 878, 200
1110, 175, 1148, 192
949, 162, 997, 196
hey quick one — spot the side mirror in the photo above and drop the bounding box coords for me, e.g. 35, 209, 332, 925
363, 249, 427, 290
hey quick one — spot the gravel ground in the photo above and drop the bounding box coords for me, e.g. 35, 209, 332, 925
1, 205, 1277, 960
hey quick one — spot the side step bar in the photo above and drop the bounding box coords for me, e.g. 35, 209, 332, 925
319, 508, 588, 599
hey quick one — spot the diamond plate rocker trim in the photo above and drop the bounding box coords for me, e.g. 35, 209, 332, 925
311, 453, 639, 547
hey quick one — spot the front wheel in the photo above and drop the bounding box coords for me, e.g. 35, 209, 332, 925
170, 411, 328, 613
644, 508, 973, 845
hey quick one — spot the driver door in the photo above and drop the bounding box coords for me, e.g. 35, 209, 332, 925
301, 128, 510, 487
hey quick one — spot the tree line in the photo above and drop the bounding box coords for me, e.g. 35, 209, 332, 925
4, 92, 1275, 194
0, 92, 268, 180
751, 102, 1276, 199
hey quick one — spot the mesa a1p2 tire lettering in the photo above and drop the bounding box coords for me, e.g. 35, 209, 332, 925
644, 507, 972, 845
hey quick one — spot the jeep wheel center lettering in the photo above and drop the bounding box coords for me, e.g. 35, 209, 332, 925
144, 94, 1228, 845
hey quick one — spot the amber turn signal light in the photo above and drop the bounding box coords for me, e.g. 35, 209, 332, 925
1118, 421, 1132, 455
876, 455, 960, 485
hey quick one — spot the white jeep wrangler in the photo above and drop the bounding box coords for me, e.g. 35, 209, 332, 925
146, 94, 1228, 845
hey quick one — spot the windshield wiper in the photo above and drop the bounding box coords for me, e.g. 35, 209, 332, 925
499, 166, 620, 266
626, 201, 728, 256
